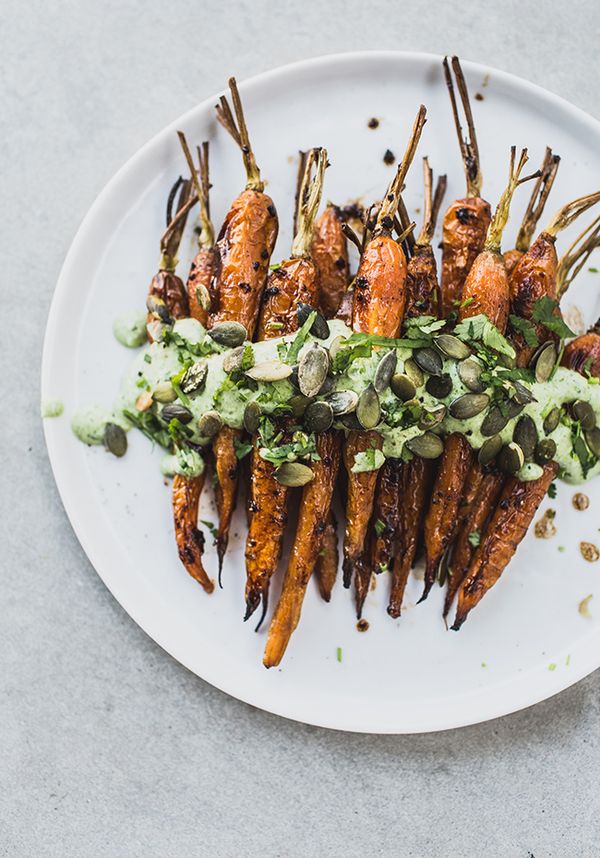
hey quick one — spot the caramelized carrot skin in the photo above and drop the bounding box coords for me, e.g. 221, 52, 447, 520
440, 197, 491, 318
458, 249, 510, 330
212, 425, 241, 563
311, 205, 349, 319
172, 474, 214, 593
562, 331, 600, 376
342, 431, 383, 586
422, 433, 474, 599
352, 235, 408, 337
453, 463, 558, 629
147, 270, 189, 334
509, 231, 558, 366
388, 457, 435, 617
336, 287, 354, 326
210, 189, 278, 336
187, 247, 217, 326
263, 432, 341, 668
444, 467, 504, 619
503, 248, 523, 279
245, 445, 289, 614
256, 258, 319, 340
314, 511, 339, 602
405, 245, 439, 319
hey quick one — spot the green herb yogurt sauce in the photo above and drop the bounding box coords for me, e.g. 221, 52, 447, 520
73, 313, 600, 485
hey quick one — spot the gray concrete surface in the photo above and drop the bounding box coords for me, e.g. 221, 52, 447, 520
3, 1, 600, 854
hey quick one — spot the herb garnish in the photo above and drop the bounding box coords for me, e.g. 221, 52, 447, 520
531, 297, 575, 340
509, 314, 539, 348
468, 530, 481, 547
284, 310, 317, 364
454, 313, 516, 358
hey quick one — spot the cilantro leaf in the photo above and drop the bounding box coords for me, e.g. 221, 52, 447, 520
468, 530, 481, 547
454, 313, 516, 358
509, 314, 540, 348
531, 297, 575, 339
233, 437, 253, 460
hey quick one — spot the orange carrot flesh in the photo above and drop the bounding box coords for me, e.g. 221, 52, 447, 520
172, 474, 214, 593
508, 231, 558, 366
439, 197, 491, 318
311, 205, 349, 319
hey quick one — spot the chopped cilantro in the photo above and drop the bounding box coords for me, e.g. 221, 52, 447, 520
454, 313, 516, 358
233, 438, 253, 460
509, 314, 539, 348
200, 519, 218, 538
284, 310, 316, 364
589, 267, 598, 273
336, 647, 342, 663
123, 408, 172, 449
144, 353, 152, 364
351, 448, 385, 473
241, 345, 255, 371
548, 663, 557, 671
531, 297, 575, 339
331, 340, 372, 374
374, 518, 386, 537
468, 530, 481, 547
548, 482, 557, 499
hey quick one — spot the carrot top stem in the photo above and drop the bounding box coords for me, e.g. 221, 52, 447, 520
416, 157, 447, 247
443, 56, 483, 199
177, 132, 214, 250
557, 214, 600, 297
374, 104, 427, 236
515, 147, 560, 252
159, 177, 194, 271
484, 147, 539, 254
291, 147, 328, 258
293, 150, 309, 236
216, 77, 264, 193
397, 196, 416, 256
545, 189, 600, 238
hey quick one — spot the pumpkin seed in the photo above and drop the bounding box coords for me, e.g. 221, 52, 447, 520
520, 462, 544, 481
404, 358, 425, 388
246, 360, 293, 382
425, 373, 453, 399
531, 341, 556, 383
512, 381, 536, 405
146, 320, 167, 342
208, 321, 247, 347
195, 282, 211, 312
328, 335, 346, 367
288, 394, 312, 418
418, 406, 446, 431
198, 410, 223, 438
458, 358, 485, 393
543, 407, 561, 434
406, 432, 444, 459
373, 350, 398, 393
391, 373, 417, 401
146, 294, 172, 323
478, 434, 503, 466
505, 398, 524, 419
153, 381, 177, 403
480, 405, 509, 437
513, 415, 538, 461
340, 412, 363, 430
585, 426, 600, 458
535, 438, 557, 464
181, 361, 208, 395
243, 400, 261, 433
434, 333, 471, 360
297, 303, 330, 339
289, 365, 300, 388
573, 400, 596, 431
304, 401, 334, 432
326, 390, 359, 416
223, 345, 252, 374
356, 384, 381, 429
135, 391, 153, 412
320, 375, 335, 395
498, 442, 525, 474
104, 422, 127, 457
448, 392, 490, 419
413, 347, 443, 376
298, 344, 329, 397
274, 461, 314, 487
161, 403, 193, 424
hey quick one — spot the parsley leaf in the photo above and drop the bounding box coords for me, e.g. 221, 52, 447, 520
531, 297, 575, 339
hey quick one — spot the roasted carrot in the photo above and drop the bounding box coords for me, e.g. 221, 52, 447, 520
172, 473, 213, 592
210, 78, 279, 577
311, 204, 349, 319
452, 463, 558, 629
439, 56, 491, 318
421, 148, 537, 601
263, 432, 341, 668
362, 160, 446, 618
343, 105, 427, 594
504, 147, 560, 278
314, 512, 340, 602
244, 149, 327, 622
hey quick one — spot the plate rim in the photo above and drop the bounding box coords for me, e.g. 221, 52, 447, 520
41, 50, 600, 734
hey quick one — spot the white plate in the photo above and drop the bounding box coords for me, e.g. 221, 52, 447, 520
42, 51, 600, 733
